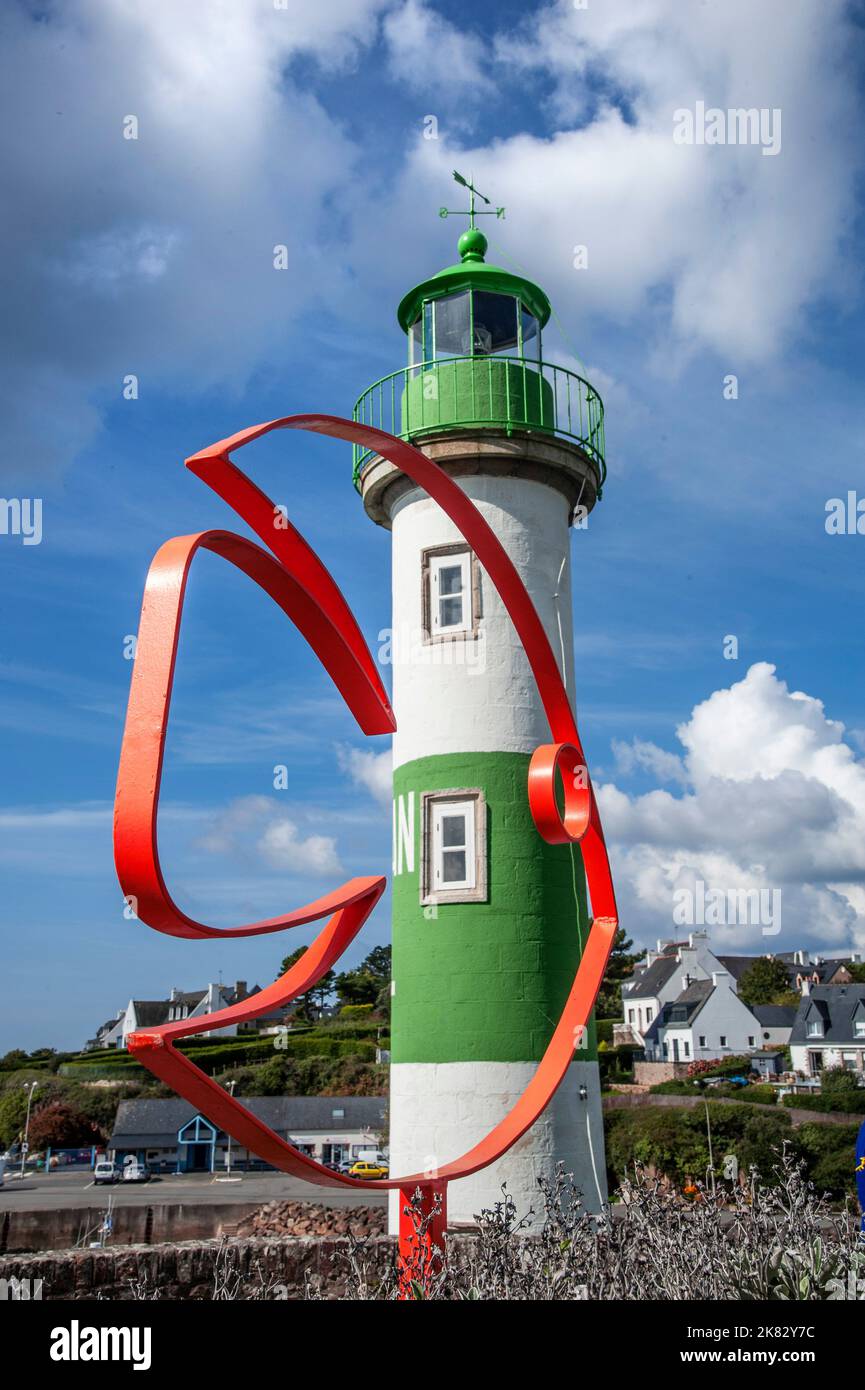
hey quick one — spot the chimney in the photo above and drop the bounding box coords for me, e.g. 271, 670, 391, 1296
711, 970, 730, 989
235, 980, 248, 999
681, 973, 691, 991
801, 978, 811, 996
852, 952, 862, 964
169, 986, 178, 1002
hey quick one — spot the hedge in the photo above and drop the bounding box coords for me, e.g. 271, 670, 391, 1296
782, 1092, 865, 1115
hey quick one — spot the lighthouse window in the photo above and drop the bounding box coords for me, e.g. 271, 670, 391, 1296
423, 545, 479, 641
421, 789, 488, 905
471, 291, 519, 356
433, 290, 471, 358
409, 316, 424, 367
521, 307, 541, 361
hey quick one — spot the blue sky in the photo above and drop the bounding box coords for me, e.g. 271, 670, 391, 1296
2, 0, 865, 1051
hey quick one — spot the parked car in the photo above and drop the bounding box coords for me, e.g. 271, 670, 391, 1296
121, 1160, 151, 1183
93, 1160, 120, 1186
348, 1159, 389, 1180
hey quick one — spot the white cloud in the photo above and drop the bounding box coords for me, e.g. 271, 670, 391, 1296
258, 817, 341, 875
338, 745, 393, 806
383, 0, 489, 94
0, 0, 392, 476
599, 663, 865, 952
198, 794, 342, 875
469, 0, 860, 363
612, 737, 687, 787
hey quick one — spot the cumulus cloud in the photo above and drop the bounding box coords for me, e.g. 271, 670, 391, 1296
0, 0, 392, 476
337, 745, 393, 807
383, 0, 489, 95
198, 794, 341, 875
600, 664, 865, 952
474, 0, 860, 363
5, 0, 860, 478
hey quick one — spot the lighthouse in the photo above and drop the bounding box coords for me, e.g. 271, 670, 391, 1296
354, 177, 608, 1229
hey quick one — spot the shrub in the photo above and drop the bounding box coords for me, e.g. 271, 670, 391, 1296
783, 1092, 865, 1115
324, 1149, 864, 1301
604, 1103, 794, 1189
820, 1066, 860, 1096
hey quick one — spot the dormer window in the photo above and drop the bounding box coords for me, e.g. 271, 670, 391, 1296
855, 1020, 865, 1039
807, 1019, 823, 1038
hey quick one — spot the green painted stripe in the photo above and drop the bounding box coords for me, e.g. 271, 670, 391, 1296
391, 750, 597, 1064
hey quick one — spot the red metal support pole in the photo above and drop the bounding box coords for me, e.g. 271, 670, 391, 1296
397, 1183, 448, 1299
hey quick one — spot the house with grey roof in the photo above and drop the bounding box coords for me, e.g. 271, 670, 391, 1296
642, 971, 765, 1065
108, 1095, 387, 1172
85, 980, 286, 1051
619, 931, 812, 1061
789, 985, 865, 1078
751, 1003, 798, 1046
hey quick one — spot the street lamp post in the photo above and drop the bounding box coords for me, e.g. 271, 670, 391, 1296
19, 1081, 38, 1179
225, 1080, 236, 1175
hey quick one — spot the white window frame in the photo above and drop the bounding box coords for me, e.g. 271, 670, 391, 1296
421, 788, 487, 905
421, 545, 480, 644
807, 1020, 823, 1038
855, 1020, 865, 1039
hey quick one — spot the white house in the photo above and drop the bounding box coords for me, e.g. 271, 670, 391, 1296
86, 981, 263, 1052
620, 931, 799, 1062
642, 972, 766, 1065
789, 984, 865, 1078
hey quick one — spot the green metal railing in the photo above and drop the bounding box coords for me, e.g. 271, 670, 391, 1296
351, 355, 606, 494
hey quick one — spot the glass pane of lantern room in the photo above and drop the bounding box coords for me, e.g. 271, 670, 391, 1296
521, 307, 540, 361
472, 291, 519, 356
409, 316, 423, 369
434, 291, 470, 358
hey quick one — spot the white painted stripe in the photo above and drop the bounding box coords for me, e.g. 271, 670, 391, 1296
386, 1060, 606, 1232
389, 475, 575, 772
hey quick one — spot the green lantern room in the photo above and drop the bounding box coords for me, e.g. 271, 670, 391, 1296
352, 174, 606, 501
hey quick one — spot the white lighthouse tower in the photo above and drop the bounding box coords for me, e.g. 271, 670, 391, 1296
353, 181, 608, 1228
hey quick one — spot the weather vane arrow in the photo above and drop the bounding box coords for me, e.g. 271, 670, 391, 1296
439, 169, 505, 226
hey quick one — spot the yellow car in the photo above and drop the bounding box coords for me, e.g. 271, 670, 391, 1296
348, 1159, 389, 1180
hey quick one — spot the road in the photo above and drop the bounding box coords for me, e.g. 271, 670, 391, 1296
0, 1169, 388, 1213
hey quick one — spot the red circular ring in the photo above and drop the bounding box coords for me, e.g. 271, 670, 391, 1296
528, 742, 592, 844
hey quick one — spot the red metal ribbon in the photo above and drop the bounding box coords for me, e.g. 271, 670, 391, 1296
114, 415, 618, 1195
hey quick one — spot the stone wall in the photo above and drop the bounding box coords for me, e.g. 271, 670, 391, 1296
0, 1235, 395, 1300
0, 1202, 259, 1255
633, 1061, 691, 1086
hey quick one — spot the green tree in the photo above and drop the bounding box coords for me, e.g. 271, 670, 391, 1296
276, 947, 336, 1019
0, 1050, 29, 1072
335, 945, 392, 1011
738, 957, 792, 1007
0, 1088, 29, 1147
596, 927, 641, 1019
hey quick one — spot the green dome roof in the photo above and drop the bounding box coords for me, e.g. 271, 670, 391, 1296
397, 232, 551, 333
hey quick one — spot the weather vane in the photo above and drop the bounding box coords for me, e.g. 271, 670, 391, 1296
439, 170, 505, 227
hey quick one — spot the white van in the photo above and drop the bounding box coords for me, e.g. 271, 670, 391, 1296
93, 1160, 119, 1185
